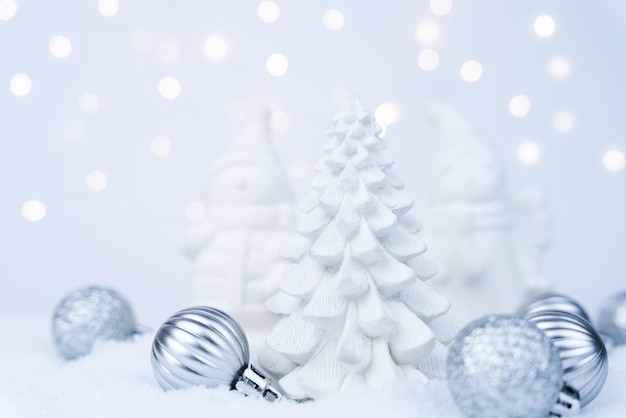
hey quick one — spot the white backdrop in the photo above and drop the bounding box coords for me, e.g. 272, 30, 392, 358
1, 0, 625, 323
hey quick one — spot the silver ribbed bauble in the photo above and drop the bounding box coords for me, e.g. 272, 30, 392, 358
597, 291, 626, 346
151, 306, 282, 401
526, 310, 608, 407
447, 314, 578, 418
518, 292, 590, 323
52, 286, 137, 360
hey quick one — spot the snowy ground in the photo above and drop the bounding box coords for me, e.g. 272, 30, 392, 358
1, 314, 625, 418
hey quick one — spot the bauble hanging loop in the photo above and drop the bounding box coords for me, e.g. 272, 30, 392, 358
52, 285, 138, 360
151, 306, 282, 402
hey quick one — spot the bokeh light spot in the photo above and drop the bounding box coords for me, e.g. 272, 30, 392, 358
518, 141, 541, 165
78, 93, 99, 114
22, 200, 46, 222
549, 56, 570, 79
460, 60, 483, 83
416, 20, 439, 44
375, 101, 401, 129
534, 15, 555, 37
323, 9, 344, 31
258, 1, 280, 24
553, 111, 575, 132
603, 150, 625, 173
266, 53, 288, 77
98, 0, 119, 17
49, 36, 72, 59
430, 0, 453, 16
150, 136, 172, 157
204, 36, 228, 61
509, 95, 531, 117
158, 77, 181, 99
0, 0, 17, 21
10, 74, 32, 97
86, 171, 108, 191
417, 49, 439, 71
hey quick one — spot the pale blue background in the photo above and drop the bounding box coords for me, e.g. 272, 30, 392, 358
1, 0, 625, 322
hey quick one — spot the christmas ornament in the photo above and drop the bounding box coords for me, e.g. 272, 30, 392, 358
447, 314, 580, 418
260, 96, 454, 400
52, 285, 138, 360
518, 291, 590, 322
526, 310, 608, 407
597, 291, 626, 346
151, 306, 282, 402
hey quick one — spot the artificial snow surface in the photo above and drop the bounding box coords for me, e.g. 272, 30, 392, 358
2, 315, 625, 418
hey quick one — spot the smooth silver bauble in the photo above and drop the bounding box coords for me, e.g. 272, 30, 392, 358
526, 310, 608, 407
52, 286, 137, 359
447, 314, 565, 418
597, 291, 626, 346
518, 291, 590, 323
151, 306, 281, 401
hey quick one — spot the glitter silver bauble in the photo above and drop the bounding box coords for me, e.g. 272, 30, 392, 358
52, 286, 137, 359
518, 291, 590, 323
597, 291, 626, 346
151, 306, 282, 402
447, 314, 579, 418
526, 310, 608, 407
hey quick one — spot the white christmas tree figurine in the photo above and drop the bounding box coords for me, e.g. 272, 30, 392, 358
182, 105, 296, 340
259, 96, 454, 399
421, 104, 550, 324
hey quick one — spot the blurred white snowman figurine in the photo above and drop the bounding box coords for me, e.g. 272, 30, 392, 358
182, 105, 296, 340
421, 105, 550, 324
